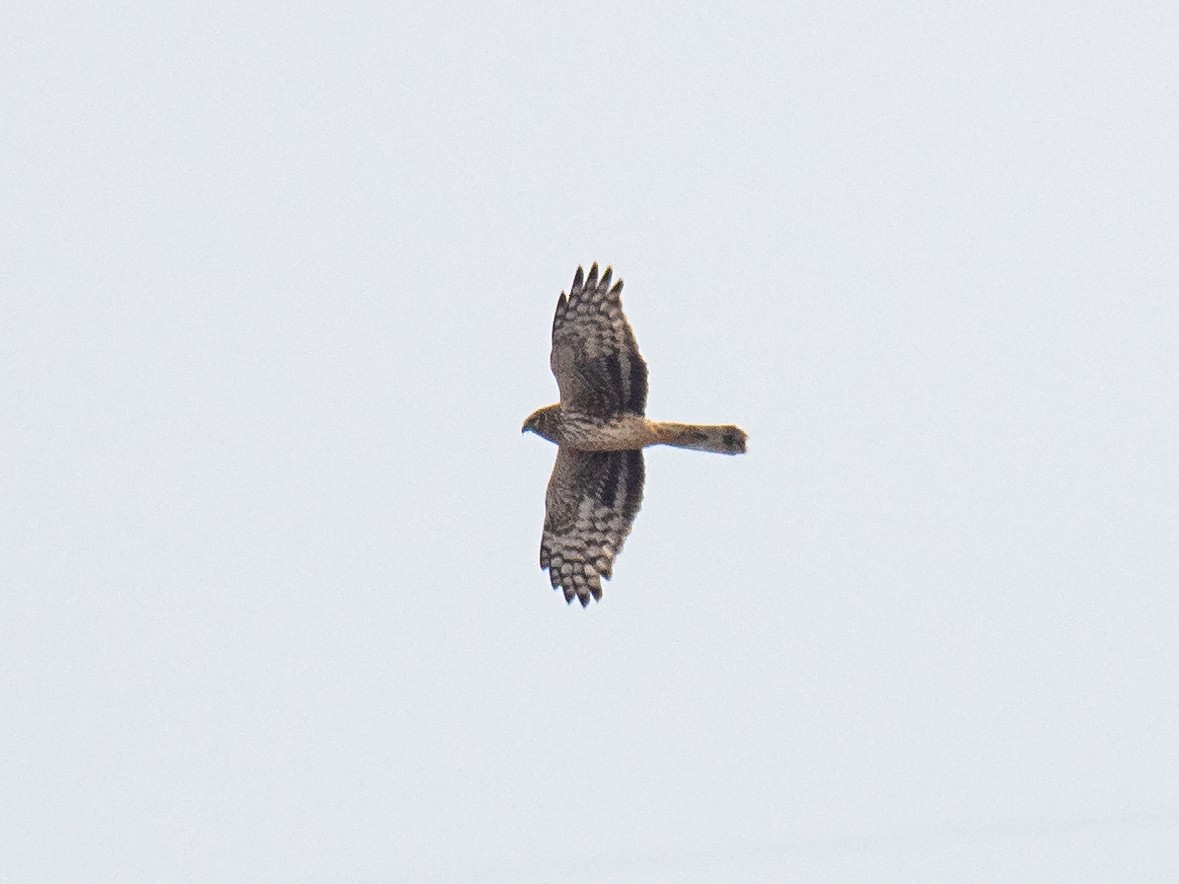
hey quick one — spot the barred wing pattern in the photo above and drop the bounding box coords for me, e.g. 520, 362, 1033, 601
540, 447, 645, 606
550, 264, 648, 416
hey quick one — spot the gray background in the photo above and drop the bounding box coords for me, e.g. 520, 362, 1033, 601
4, 3, 1178, 882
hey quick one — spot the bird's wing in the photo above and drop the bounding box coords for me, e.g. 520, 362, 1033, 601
550, 263, 648, 416
540, 446, 645, 606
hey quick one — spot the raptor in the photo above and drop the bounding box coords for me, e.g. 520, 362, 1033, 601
523, 264, 747, 606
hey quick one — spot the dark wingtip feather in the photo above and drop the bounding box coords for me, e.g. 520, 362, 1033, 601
551, 292, 567, 333
571, 266, 585, 294
599, 266, 612, 291
586, 263, 599, 290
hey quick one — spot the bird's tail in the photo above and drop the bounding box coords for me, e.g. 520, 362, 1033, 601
651, 422, 747, 454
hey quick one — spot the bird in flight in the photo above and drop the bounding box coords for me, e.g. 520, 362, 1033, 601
522, 264, 747, 606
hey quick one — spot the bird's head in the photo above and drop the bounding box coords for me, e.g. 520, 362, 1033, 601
522, 404, 560, 442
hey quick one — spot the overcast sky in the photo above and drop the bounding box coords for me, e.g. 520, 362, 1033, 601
3, 3, 1178, 882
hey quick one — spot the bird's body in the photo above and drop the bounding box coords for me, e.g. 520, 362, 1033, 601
522, 264, 747, 606
525, 404, 746, 454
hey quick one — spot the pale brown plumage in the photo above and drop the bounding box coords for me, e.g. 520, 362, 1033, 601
523, 264, 747, 606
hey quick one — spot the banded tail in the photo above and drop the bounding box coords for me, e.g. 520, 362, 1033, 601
652, 422, 747, 455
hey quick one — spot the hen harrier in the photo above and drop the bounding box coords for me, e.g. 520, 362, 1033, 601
522, 264, 747, 606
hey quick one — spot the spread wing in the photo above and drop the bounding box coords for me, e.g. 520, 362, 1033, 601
550, 263, 648, 416
540, 447, 645, 606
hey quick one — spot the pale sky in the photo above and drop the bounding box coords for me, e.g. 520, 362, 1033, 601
3, 3, 1178, 882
